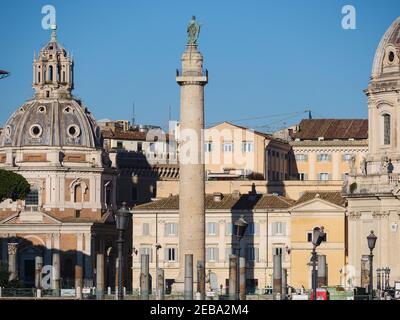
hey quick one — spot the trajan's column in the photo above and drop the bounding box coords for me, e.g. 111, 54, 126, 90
175, 16, 208, 295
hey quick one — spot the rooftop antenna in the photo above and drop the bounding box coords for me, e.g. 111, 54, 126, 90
306, 109, 312, 119
132, 101, 135, 128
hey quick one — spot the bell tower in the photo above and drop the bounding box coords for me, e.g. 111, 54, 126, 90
32, 24, 74, 99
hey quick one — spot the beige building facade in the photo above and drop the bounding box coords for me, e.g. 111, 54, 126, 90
204, 122, 294, 181
132, 193, 293, 293
289, 119, 368, 182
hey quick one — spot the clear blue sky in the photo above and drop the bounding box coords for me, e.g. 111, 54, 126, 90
1, 0, 400, 131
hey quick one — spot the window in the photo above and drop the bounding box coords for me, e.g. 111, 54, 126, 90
142, 223, 150, 236
205, 141, 212, 152
241, 141, 253, 153
29, 124, 42, 138
137, 142, 143, 152
140, 246, 153, 262
272, 222, 286, 236
75, 210, 81, 218
206, 222, 218, 236
149, 143, 156, 152
164, 223, 178, 236
383, 114, 391, 145
298, 173, 308, 181
116, 141, 123, 149
273, 247, 284, 256
222, 141, 233, 152
49, 65, 53, 81
206, 247, 219, 262
389, 51, 395, 63
246, 247, 259, 262
342, 154, 353, 162
318, 173, 329, 181
225, 223, 233, 235
67, 125, 80, 139
317, 154, 331, 162
25, 188, 39, 211
295, 154, 308, 161
165, 248, 177, 262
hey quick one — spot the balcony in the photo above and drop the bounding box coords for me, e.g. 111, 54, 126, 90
344, 173, 400, 195
176, 68, 208, 77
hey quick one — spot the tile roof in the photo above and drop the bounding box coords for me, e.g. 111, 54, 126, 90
101, 128, 172, 141
295, 191, 346, 207
134, 193, 295, 211
291, 119, 368, 140
101, 128, 147, 140
208, 122, 289, 145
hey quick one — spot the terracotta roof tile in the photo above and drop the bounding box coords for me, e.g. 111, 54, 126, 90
134, 193, 295, 211
295, 191, 346, 207
292, 119, 368, 140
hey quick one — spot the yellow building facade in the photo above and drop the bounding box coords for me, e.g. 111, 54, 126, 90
289, 192, 346, 288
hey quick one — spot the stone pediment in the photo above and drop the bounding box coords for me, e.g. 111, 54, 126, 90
0, 210, 62, 225
290, 198, 345, 212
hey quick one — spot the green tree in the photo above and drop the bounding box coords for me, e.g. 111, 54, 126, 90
0, 169, 30, 202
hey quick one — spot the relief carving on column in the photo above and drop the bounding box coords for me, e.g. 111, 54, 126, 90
7, 242, 18, 255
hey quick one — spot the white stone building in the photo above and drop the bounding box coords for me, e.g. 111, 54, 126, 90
344, 17, 400, 289
0, 27, 120, 289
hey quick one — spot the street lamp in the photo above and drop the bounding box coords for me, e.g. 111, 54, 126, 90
0, 70, 10, 80
234, 215, 248, 300
311, 226, 326, 300
115, 202, 132, 300
367, 230, 377, 300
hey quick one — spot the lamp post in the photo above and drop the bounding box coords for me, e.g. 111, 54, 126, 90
311, 226, 326, 300
0, 70, 10, 80
367, 230, 377, 301
115, 202, 132, 300
233, 215, 248, 300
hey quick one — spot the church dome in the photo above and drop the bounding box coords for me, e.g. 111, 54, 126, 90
371, 17, 400, 79
0, 26, 101, 149
0, 99, 101, 148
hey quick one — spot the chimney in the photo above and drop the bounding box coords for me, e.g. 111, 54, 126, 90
232, 190, 241, 199
213, 192, 223, 202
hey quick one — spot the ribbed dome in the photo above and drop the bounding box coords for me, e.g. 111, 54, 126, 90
0, 99, 102, 149
371, 17, 400, 79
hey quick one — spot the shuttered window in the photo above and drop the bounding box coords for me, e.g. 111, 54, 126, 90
206, 247, 219, 262
272, 222, 286, 236
164, 223, 178, 236
206, 222, 218, 236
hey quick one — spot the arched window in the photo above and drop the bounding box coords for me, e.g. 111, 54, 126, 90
38, 72, 41, 83
383, 114, 391, 145
57, 65, 61, 82
74, 184, 82, 203
49, 66, 53, 81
